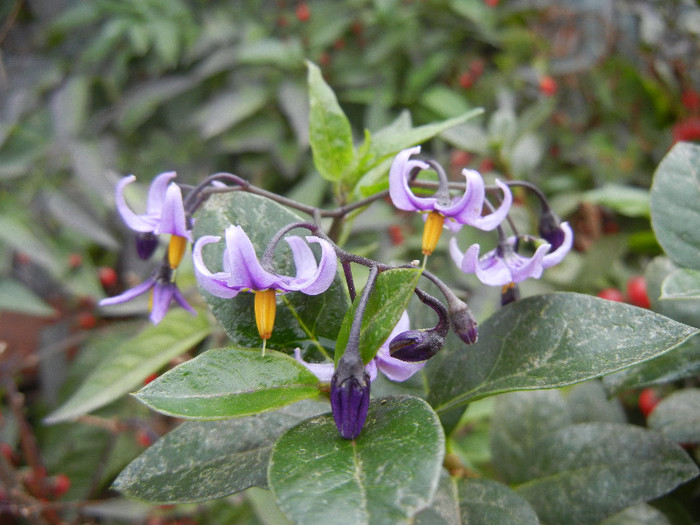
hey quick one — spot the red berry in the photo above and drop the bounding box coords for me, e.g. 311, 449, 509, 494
1, 442, 14, 463
469, 59, 485, 76
638, 388, 660, 418
459, 71, 474, 89
681, 89, 700, 113
450, 150, 472, 168
77, 312, 97, 330
333, 38, 346, 50
484, 0, 499, 6
143, 373, 158, 385
351, 20, 363, 35
319, 51, 331, 67
98, 267, 118, 289
15, 252, 31, 265
68, 253, 83, 268
626, 275, 650, 309
597, 288, 625, 302
539, 75, 558, 97
478, 158, 495, 172
295, 2, 310, 22
388, 225, 404, 246
671, 117, 700, 144
136, 430, 154, 447
52, 473, 71, 497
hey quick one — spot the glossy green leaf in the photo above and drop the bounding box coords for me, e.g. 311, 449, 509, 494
515, 423, 699, 525
661, 268, 700, 300
428, 293, 698, 414
307, 60, 354, 182
603, 334, 700, 394
414, 471, 460, 525
457, 479, 539, 525
269, 396, 445, 525
44, 308, 210, 424
334, 268, 421, 365
583, 184, 650, 218
134, 347, 321, 419
647, 389, 700, 444
113, 400, 328, 503
193, 191, 348, 351
650, 142, 700, 271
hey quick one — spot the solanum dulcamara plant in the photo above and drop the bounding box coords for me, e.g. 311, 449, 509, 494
86, 67, 699, 524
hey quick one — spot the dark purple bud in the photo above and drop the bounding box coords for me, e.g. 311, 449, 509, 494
449, 298, 478, 344
538, 209, 565, 252
136, 232, 159, 260
330, 360, 370, 439
500, 282, 520, 306
389, 328, 446, 362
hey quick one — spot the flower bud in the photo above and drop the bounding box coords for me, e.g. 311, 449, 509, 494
136, 232, 158, 260
449, 298, 478, 344
389, 328, 445, 362
500, 282, 520, 306
538, 209, 565, 252
330, 359, 370, 440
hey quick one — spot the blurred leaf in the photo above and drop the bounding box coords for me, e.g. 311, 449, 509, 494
269, 396, 445, 525
0, 278, 56, 316
44, 308, 210, 424
193, 192, 348, 351
457, 479, 539, 525
661, 268, 700, 300
117, 76, 197, 132
414, 471, 460, 525
50, 75, 90, 138
134, 347, 321, 419
645, 256, 700, 328
583, 185, 651, 218
278, 81, 310, 147
237, 38, 304, 68
647, 388, 700, 444
650, 142, 700, 271
514, 423, 699, 525
113, 400, 328, 502
307, 61, 355, 182
600, 504, 671, 525
43, 192, 119, 249
195, 88, 269, 139
428, 293, 698, 414
334, 268, 421, 365
565, 380, 626, 425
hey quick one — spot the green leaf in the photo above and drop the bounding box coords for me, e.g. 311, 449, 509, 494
514, 423, 699, 525
268, 396, 445, 525
457, 479, 539, 525
603, 335, 700, 394
193, 191, 349, 351
647, 388, 700, 444
44, 308, 210, 424
661, 268, 700, 300
583, 184, 650, 218
427, 293, 698, 413
306, 61, 355, 182
134, 347, 321, 419
600, 503, 672, 525
650, 142, 700, 271
334, 268, 421, 365
113, 400, 328, 503
414, 470, 460, 525
0, 278, 56, 316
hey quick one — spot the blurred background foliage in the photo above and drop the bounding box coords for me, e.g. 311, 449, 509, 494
0, 0, 699, 523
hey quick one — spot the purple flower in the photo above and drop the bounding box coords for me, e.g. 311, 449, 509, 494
294, 312, 426, 384
99, 265, 196, 324
193, 225, 337, 297
115, 171, 191, 241
389, 146, 512, 232
330, 363, 370, 440
449, 222, 574, 286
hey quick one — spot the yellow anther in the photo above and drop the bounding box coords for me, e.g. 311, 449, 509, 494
254, 289, 277, 343
422, 211, 445, 256
168, 235, 187, 269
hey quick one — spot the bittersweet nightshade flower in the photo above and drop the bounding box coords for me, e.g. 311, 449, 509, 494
116, 171, 192, 267
193, 225, 336, 344
389, 146, 513, 255
330, 357, 370, 440
99, 263, 195, 324
449, 222, 573, 286
295, 312, 426, 383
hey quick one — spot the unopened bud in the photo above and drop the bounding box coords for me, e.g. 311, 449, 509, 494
538, 209, 565, 252
136, 232, 158, 260
389, 328, 446, 362
449, 298, 478, 344
330, 359, 370, 439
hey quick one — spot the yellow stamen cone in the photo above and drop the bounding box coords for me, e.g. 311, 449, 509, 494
422, 211, 445, 256
168, 235, 188, 269
254, 289, 277, 344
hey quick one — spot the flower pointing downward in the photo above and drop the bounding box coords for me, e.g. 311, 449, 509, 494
193, 225, 336, 350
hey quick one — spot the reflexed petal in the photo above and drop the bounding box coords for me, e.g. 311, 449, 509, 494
455, 177, 512, 231
473, 254, 513, 286
99, 278, 154, 306
146, 171, 177, 214
150, 282, 175, 324
156, 183, 191, 240
437, 168, 484, 219
285, 236, 317, 282
508, 244, 550, 283
225, 226, 279, 291
115, 176, 159, 232
172, 285, 197, 316
388, 146, 433, 212
542, 222, 574, 268
192, 235, 239, 298
283, 236, 337, 295
293, 349, 334, 382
